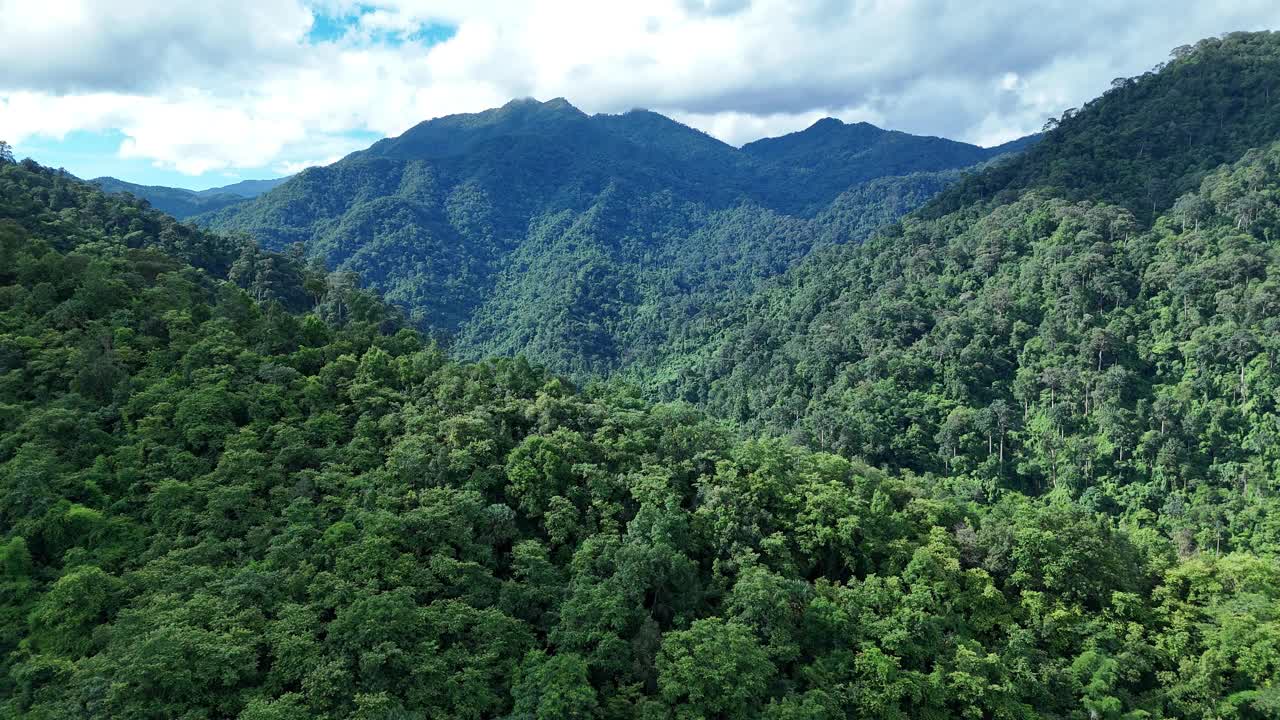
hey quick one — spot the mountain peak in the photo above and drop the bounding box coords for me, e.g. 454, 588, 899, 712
365, 97, 592, 160
807, 117, 845, 130
741, 117, 895, 162
500, 96, 583, 115
543, 97, 578, 111
801, 118, 884, 134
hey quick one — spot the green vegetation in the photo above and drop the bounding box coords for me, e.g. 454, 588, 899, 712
644, 34, 1280, 558
740, 118, 1007, 215
455, 170, 960, 376
653, 141, 1280, 547
4, 29, 1280, 720
929, 31, 1280, 222
200, 100, 1022, 373
4, 155, 1279, 720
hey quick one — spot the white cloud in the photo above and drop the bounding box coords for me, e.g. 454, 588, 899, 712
276, 155, 344, 175
3, 0, 1280, 176
0, 0, 312, 93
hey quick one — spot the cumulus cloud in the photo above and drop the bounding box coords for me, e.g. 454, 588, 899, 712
3, 0, 1280, 176
0, 1, 312, 93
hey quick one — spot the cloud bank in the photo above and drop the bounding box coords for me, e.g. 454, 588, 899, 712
3, 0, 1279, 177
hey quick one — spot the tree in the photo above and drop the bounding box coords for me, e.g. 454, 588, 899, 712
511, 651, 598, 720
658, 618, 774, 719
27, 566, 125, 658
0, 141, 13, 164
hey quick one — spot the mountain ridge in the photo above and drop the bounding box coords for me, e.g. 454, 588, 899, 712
91, 174, 290, 219
198, 97, 1036, 375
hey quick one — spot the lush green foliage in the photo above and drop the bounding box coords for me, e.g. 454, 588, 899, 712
640, 37, 1280, 562
3, 144, 1280, 718
5, 31, 1280, 720
200, 100, 1020, 374
454, 171, 959, 377
4, 159, 242, 278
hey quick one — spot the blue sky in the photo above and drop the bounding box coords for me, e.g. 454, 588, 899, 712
13, 127, 387, 190
309, 7, 456, 45
4, 0, 1280, 191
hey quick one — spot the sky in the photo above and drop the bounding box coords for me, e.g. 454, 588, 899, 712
3, 1, 1279, 190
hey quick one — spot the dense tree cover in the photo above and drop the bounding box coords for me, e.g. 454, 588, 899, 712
2, 158, 1278, 719
199, 99, 1023, 373
7, 30, 1280, 719
3, 159, 242, 279
455, 171, 960, 376
91, 176, 289, 220
0, 158, 326, 316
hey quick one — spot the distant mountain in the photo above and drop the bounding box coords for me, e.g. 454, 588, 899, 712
983, 132, 1043, 157
740, 118, 1017, 212
92, 175, 289, 219
201, 98, 1035, 375
195, 176, 290, 198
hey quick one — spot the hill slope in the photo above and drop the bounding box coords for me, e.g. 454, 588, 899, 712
638, 32, 1280, 547
196, 176, 291, 198
927, 30, 1280, 221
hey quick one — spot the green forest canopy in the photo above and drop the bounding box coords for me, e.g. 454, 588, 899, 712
2, 30, 1280, 720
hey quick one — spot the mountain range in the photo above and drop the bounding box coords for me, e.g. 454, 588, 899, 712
91, 174, 290, 219
197, 99, 1033, 374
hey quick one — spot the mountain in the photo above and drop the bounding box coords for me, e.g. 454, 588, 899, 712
92, 175, 289, 219
3, 150, 1278, 720
200, 99, 1032, 375
740, 118, 1009, 211
982, 132, 1043, 157
195, 176, 290, 198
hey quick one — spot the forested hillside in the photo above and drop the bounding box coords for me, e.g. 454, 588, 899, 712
2, 152, 1278, 719
644, 32, 1280, 552
200, 101, 1025, 375
454, 170, 961, 375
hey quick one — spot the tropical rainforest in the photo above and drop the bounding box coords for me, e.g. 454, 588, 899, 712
1, 30, 1279, 720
